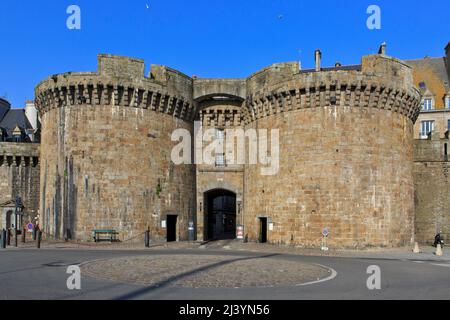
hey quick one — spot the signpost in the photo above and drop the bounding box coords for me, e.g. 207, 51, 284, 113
321, 228, 329, 251
237, 225, 244, 240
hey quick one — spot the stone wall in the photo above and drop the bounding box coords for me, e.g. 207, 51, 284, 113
193, 79, 246, 101
242, 54, 421, 248
0, 142, 40, 225
35, 55, 196, 241
413, 132, 450, 243
34, 51, 424, 248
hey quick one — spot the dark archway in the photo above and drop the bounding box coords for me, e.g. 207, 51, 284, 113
166, 215, 178, 242
6, 210, 13, 229
204, 189, 236, 241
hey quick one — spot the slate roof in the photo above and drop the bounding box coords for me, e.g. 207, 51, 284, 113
0, 109, 33, 137
0, 97, 10, 122
299, 65, 362, 74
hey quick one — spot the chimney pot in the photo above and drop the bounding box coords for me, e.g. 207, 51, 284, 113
315, 50, 322, 72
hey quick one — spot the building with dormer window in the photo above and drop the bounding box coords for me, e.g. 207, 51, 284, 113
410, 43, 450, 139
0, 97, 40, 231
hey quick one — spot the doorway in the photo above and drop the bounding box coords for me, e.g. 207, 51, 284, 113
204, 189, 236, 241
259, 217, 268, 243
166, 215, 177, 242
6, 211, 13, 229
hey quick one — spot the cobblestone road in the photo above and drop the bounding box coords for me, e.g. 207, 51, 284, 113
81, 254, 330, 288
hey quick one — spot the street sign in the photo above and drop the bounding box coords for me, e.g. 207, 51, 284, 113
321, 228, 329, 251
237, 226, 244, 239
27, 223, 34, 232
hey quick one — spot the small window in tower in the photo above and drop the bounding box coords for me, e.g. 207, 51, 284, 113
215, 129, 225, 167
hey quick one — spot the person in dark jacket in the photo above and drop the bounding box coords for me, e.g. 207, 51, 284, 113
434, 233, 444, 247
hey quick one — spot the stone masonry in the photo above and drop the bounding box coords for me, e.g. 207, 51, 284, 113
35, 55, 196, 241
0, 142, 40, 229
33, 48, 444, 248
414, 131, 450, 243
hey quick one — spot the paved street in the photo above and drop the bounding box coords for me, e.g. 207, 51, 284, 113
0, 244, 449, 300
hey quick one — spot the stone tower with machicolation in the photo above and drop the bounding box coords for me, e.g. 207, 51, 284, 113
35, 48, 422, 248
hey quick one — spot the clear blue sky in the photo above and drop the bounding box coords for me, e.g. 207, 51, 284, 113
0, 0, 449, 108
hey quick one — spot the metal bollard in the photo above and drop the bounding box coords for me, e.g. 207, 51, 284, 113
1, 229, 6, 249
37, 231, 42, 249
22, 228, 26, 243
144, 230, 150, 248
6, 229, 10, 246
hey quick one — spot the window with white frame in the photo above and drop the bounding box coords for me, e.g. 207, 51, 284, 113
422, 98, 434, 111
420, 120, 434, 138
215, 129, 225, 167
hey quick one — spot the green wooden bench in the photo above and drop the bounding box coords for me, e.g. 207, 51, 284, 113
92, 230, 119, 243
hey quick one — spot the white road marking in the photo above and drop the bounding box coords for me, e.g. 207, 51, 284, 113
430, 263, 450, 268
296, 264, 338, 287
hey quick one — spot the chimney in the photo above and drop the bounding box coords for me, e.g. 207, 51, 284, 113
315, 49, 322, 72
25, 101, 38, 131
378, 42, 387, 55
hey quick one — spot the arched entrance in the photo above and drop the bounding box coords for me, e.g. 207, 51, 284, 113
204, 189, 236, 241
6, 210, 13, 229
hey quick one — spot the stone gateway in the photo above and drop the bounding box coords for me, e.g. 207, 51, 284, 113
30, 44, 450, 248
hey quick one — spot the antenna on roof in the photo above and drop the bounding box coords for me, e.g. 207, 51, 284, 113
298, 49, 302, 71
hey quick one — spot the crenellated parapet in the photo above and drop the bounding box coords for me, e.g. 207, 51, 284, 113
199, 105, 244, 128
0, 142, 39, 167
243, 55, 422, 125
35, 54, 196, 121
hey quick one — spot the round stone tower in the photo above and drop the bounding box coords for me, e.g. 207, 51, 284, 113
242, 53, 421, 248
35, 54, 196, 241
